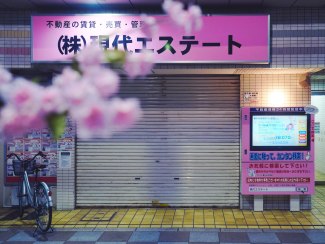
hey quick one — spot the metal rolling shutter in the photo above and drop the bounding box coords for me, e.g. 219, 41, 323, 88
76, 76, 240, 207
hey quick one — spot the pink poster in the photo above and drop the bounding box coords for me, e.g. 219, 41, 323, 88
241, 107, 315, 195
32, 15, 269, 63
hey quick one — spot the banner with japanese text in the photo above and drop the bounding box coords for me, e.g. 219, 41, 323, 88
31, 15, 269, 63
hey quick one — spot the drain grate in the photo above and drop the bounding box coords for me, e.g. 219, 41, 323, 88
80, 211, 117, 222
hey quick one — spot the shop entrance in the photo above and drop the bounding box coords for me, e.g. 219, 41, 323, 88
312, 93, 325, 182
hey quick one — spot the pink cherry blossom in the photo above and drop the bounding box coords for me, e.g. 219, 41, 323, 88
76, 43, 105, 71
162, 0, 183, 17
124, 51, 154, 79
108, 98, 142, 131
162, 0, 202, 34
188, 5, 203, 31
53, 67, 81, 89
0, 105, 45, 138
63, 79, 99, 107
83, 67, 120, 98
8, 78, 42, 114
72, 101, 110, 138
0, 66, 12, 85
141, 14, 159, 37
41, 86, 67, 113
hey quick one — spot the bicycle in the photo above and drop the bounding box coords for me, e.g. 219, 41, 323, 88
7, 151, 53, 233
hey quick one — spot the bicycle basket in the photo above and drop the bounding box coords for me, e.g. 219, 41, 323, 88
12, 160, 34, 176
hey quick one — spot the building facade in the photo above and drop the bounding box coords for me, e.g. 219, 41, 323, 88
0, 1, 325, 210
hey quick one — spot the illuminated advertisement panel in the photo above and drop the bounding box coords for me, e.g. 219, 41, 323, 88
241, 107, 314, 195
251, 113, 310, 150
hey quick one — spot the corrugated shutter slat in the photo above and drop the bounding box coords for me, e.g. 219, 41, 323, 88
76, 76, 240, 207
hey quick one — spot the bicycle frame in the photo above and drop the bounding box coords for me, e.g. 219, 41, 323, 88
21, 169, 53, 208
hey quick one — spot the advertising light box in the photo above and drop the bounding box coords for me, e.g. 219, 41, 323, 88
241, 107, 315, 195
251, 113, 310, 151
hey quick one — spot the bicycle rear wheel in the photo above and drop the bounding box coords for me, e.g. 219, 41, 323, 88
35, 183, 52, 232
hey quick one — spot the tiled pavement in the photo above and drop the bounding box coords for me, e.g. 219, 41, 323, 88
0, 186, 325, 242
1, 227, 325, 243
0, 186, 325, 229
0, 186, 324, 229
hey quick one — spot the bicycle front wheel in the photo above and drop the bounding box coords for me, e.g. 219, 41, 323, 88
18, 180, 26, 218
35, 183, 52, 232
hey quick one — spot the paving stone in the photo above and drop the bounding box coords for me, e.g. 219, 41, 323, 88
159, 232, 190, 242
248, 232, 280, 243
189, 232, 219, 242
98, 231, 133, 242
306, 231, 325, 243
263, 229, 305, 233
126, 242, 157, 244
96, 242, 127, 244
68, 231, 103, 241
7, 231, 36, 242
137, 228, 177, 232
96, 241, 127, 244
0, 229, 18, 241
276, 232, 311, 243
221, 228, 262, 232
219, 232, 250, 243
180, 228, 219, 232
128, 231, 160, 242
1, 242, 34, 244
34, 242, 65, 244
189, 242, 218, 244
158, 242, 188, 244
36, 231, 76, 241
219, 243, 250, 244
65, 242, 96, 244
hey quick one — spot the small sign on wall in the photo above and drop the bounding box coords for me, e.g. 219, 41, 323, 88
58, 151, 72, 169
315, 122, 320, 134
243, 92, 259, 103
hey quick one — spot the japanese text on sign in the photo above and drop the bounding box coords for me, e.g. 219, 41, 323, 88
32, 15, 269, 63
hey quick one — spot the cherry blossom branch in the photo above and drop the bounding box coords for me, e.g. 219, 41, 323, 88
0, 0, 202, 140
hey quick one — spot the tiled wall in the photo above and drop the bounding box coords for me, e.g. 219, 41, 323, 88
240, 74, 311, 107
270, 8, 325, 68
312, 79, 325, 91
0, 10, 31, 68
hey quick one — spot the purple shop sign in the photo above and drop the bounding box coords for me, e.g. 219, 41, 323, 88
31, 14, 270, 63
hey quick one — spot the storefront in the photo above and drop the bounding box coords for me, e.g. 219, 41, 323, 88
77, 75, 240, 207
1, 2, 325, 210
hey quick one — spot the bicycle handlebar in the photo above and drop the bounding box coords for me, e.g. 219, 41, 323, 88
7, 151, 46, 161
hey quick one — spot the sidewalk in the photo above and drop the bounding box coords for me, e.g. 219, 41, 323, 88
1, 227, 325, 243
0, 186, 324, 243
